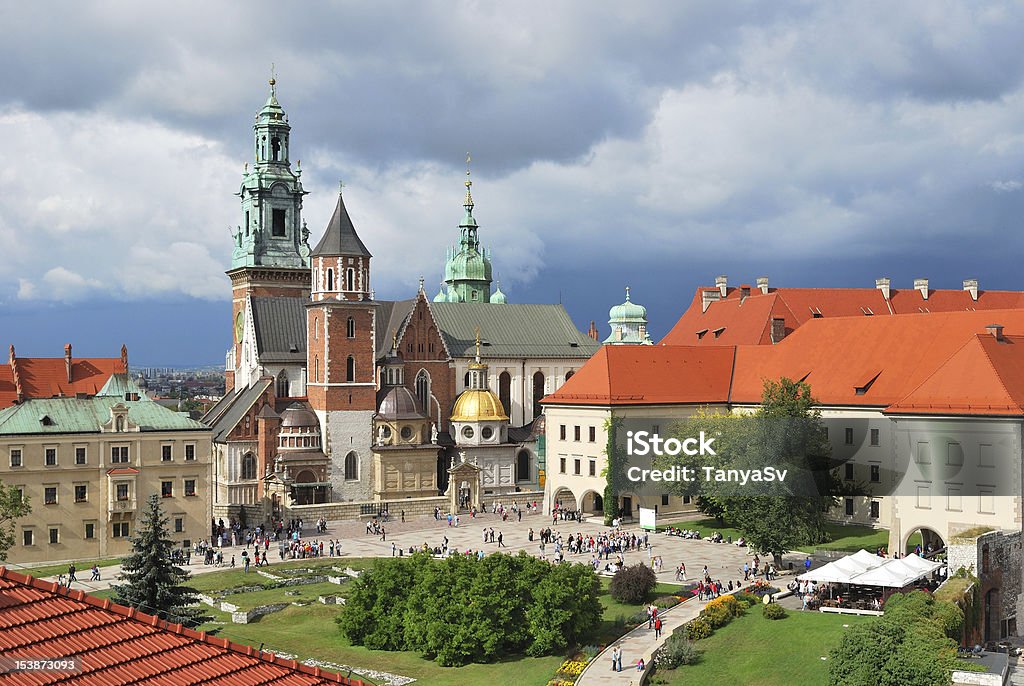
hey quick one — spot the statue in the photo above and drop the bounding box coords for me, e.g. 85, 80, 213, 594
431, 423, 439, 444
232, 226, 243, 248
377, 425, 386, 445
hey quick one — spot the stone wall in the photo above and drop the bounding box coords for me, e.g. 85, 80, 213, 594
947, 529, 1022, 639
283, 489, 543, 522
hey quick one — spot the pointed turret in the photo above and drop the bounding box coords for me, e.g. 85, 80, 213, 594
312, 184, 372, 258
440, 154, 494, 303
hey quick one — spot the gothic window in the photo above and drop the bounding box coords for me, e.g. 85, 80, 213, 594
565, 370, 575, 382
314, 356, 320, 382
532, 371, 545, 420
344, 451, 358, 480
516, 450, 531, 482
415, 370, 431, 414
271, 137, 281, 161
346, 268, 355, 291
241, 453, 257, 480
276, 371, 288, 398
314, 317, 319, 340
464, 372, 470, 389
347, 317, 355, 338
272, 209, 286, 237
499, 372, 512, 416
346, 356, 355, 382
326, 269, 334, 291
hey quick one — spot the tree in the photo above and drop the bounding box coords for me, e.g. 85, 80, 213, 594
662, 378, 840, 564
0, 482, 31, 561
609, 563, 657, 604
828, 591, 960, 686
111, 495, 208, 627
602, 416, 622, 525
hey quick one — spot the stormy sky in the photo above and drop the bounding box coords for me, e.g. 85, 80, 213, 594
2, 2, 1024, 365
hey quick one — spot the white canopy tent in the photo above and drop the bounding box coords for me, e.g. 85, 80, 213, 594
798, 549, 944, 588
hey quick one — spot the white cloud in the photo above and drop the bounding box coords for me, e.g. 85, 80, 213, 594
990, 179, 1023, 193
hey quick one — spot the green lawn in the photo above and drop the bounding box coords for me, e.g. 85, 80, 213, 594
652, 606, 870, 685
657, 517, 889, 555
211, 604, 562, 686
796, 523, 889, 554
16, 558, 121, 580
596, 578, 692, 645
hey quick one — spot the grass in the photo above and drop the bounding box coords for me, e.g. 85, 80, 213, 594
210, 604, 563, 686
595, 578, 691, 645
658, 518, 890, 554
14, 558, 121, 580
652, 605, 871, 685
935, 576, 973, 604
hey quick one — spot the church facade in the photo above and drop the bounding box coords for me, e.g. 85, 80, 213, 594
205, 81, 598, 521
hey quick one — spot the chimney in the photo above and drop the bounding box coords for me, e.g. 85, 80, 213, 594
121, 344, 129, 371
587, 321, 599, 341
875, 277, 891, 300
715, 275, 728, 298
756, 276, 769, 295
963, 278, 979, 301
8, 344, 14, 366
701, 289, 721, 313
987, 324, 1004, 342
914, 278, 929, 300
771, 317, 786, 344
9, 345, 23, 403
65, 343, 73, 383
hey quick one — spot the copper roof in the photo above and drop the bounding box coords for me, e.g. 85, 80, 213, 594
0, 567, 364, 685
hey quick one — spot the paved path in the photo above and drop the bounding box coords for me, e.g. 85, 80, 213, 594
21, 513, 783, 594
577, 592, 716, 686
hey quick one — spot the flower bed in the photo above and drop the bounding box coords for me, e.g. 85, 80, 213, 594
546, 652, 591, 685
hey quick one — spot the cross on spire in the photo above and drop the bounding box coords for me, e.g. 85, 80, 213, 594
269, 63, 276, 96
464, 152, 474, 209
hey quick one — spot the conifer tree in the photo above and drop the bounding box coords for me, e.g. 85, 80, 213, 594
112, 494, 207, 627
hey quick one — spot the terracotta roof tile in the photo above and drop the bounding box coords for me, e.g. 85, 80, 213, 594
660, 285, 1024, 347
0, 568, 365, 685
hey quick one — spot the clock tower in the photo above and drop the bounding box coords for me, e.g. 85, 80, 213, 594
225, 76, 312, 391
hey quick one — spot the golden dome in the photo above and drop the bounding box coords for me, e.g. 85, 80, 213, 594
450, 389, 508, 422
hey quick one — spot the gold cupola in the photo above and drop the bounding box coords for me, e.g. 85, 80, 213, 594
450, 327, 508, 422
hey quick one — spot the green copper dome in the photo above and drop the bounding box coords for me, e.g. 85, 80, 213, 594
438, 159, 495, 303
491, 282, 507, 304
604, 287, 653, 345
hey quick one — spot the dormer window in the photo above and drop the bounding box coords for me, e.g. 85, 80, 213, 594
39, 415, 54, 426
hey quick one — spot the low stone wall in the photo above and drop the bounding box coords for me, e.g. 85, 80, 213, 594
231, 603, 290, 624
282, 490, 544, 523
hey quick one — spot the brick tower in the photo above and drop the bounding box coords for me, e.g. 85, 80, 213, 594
306, 187, 376, 501
225, 76, 311, 391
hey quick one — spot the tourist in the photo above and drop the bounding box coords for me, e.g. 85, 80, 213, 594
610, 646, 622, 672
637, 658, 645, 672
654, 617, 662, 638
90, 564, 100, 581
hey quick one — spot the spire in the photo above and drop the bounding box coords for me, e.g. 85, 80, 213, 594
474, 325, 482, 364
625, 286, 631, 302
269, 62, 276, 97
464, 152, 474, 210
312, 183, 371, 258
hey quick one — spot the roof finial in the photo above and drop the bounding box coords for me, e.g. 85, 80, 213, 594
625, 286, 631, 302
418, 276, 425, 293
338, 179, 345, 196
392, 332, 399, 354
464, 152, 474, 209
474, 325, 481, 363
269, 63, 276, 96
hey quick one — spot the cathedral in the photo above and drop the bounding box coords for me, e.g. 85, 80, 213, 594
204, 80, 599, 521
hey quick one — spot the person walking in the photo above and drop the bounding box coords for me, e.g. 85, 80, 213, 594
497, 532, 506, 548
654, 616, 663, 639
67, 564, 77, 584
90, 564, 100, 581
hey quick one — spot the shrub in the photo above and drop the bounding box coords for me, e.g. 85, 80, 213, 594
734, 592, 760, 607
706, 594, 744, 617
610, 564, 657, 604
653, 595, 682, 610
686, 617, 713, 640
654, 632, 702, 669
701, 602, 732, 628
763, 602, 787, 620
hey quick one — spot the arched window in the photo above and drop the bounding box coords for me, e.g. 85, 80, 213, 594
346, 356, 355, 382
415, 369, 431, 414
313, 316, 318, 340
346, 268, 355, 291
464, 371, 470, 389
326, 269, 334, 292
241, 453, 257, 480
565, 370, 575, 382
276, 370, 288, 398
532, 371, 545, 419
516, 450, 531, 482
271, 137, 281, 161
499, 371, 512, 417
347, 317, 355, 338
344, 451, 358, 480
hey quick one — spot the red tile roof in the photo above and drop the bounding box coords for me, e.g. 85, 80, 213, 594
660, 284, 1024, 347
0, 567, 364, 685
541, 344, 735, 406
0, 346, 127, 409
545, 309, 1024, 417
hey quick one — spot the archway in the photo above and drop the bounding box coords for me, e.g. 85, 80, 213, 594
550, 486, 577, 512
902, 526, 945, 558
515, 450, 531, 482
985, 588, 1001, 642
294, 469, 317, 505
578, 489, 604, 515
